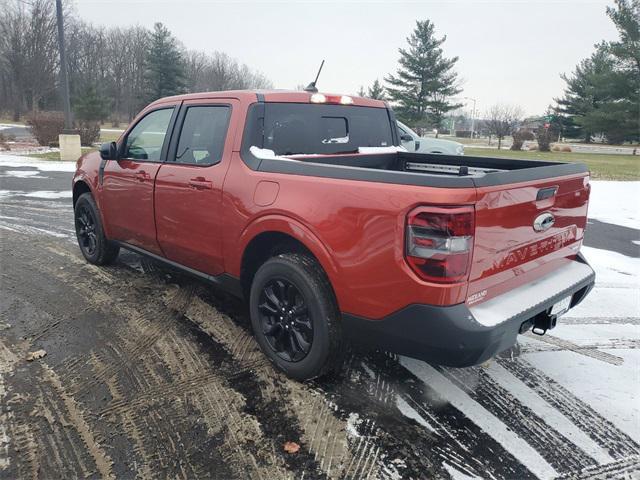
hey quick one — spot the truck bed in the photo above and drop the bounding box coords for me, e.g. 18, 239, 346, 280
246, 149, 589, 188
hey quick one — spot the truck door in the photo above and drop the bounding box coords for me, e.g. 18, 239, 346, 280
154, 100, 237, 275
101, 106, 177, 254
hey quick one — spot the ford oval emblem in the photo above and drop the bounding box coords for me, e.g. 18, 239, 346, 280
533, 212, 555, 232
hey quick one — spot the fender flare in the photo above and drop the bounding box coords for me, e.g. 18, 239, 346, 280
72, 175, 111, 238
232, 214, 343, 295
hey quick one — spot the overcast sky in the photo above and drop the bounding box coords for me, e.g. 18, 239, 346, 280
75, 0, 619, 116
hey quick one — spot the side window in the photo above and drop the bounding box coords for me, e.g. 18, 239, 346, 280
174, 106, 231, 165
125, 108, 174, 161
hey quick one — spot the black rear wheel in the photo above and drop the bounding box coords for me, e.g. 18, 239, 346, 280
258, 278, 313, 362
250, 253, 343, 380
74, 193, 119, 265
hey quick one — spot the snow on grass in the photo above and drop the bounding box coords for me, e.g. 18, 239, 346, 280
589, 181, 640, 229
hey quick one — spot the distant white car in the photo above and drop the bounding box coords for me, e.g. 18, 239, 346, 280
397, 121, 464, 156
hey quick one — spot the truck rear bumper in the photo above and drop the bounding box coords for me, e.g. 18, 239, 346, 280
342, 254, 595, 367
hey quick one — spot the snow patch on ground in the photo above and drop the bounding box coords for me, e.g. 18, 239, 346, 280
395, 396, 435, 432
526, 349, 640, 444
0, 190, 71, 199
23, 190, 72, 199
486, 362, 613, 464
399, 358, 558, 480
442, 463, 482, 480
346, 412, 362, 438
589, 181, 640, 229
0, 221, 69, 238
0, 154, 76, 172
0, 170, 44, 179
580, 245, 639, 285
567, 246, 640, 319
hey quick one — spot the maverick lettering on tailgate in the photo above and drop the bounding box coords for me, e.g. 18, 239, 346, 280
490, 228, 577, 274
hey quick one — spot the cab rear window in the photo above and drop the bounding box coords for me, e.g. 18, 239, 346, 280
263, 104, 394, 155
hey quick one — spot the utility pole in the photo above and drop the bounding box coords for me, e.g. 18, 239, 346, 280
464, 97, 477, 139
55, 0, 72, 130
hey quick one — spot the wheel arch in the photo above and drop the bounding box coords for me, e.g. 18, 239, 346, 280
72, 179, 92, 207
72, 178, 112, 239
236, 216, 341, 305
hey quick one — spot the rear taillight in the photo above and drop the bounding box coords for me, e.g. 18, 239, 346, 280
405, 205, 474, 283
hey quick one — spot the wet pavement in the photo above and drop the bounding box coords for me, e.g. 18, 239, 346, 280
0, 156, 639, 479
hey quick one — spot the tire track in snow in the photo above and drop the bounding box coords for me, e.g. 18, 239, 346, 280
400, 357, 557, 480
520, 338, 640, 354
556, 455, 640, 479
523, 333, 624, 365
438, 363, 597, 475
484, 361, 613, 465
561, 316, 640, 325
342, 352, 537, 480
499, 358, 640, 459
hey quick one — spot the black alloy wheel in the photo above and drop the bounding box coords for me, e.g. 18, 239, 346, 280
75, 204, 98, 257
257, 278, 313, 362
73, 192, 119, 265
249, 252, 344, 380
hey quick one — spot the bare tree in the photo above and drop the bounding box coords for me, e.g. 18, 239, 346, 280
485, 104, 524, 149
0, 0, 58, 116
0, 2, 271, 123
185, 50, 272, 93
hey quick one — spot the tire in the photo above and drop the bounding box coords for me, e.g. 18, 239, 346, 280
249, 253, 344, 381
74, 192, 119, 265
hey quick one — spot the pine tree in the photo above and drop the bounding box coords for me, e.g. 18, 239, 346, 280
606, 0, 640, 73
556, 1, 639, 143
144, 23, 186, 103
385, 20, 462, 131
74, 84, 108, 122
367, 79, 386, 100
556, 47, 612, 142
73, 84, 108, 145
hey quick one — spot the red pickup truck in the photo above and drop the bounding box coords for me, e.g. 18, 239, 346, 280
73, 90, 595, 380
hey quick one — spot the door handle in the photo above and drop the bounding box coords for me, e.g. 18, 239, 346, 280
188, 177, 213, 190
135, 171, 150, 182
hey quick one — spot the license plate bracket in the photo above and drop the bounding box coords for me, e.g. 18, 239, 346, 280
550, 295, 572, 317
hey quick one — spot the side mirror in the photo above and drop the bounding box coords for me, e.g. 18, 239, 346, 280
414, 140, 420, 151
99, 141, 117, 160
400, 134, 414, 142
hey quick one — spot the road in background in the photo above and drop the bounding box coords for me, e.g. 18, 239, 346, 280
1, 155, 638, 479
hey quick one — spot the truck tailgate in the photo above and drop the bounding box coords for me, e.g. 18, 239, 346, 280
466, 173, 590, 305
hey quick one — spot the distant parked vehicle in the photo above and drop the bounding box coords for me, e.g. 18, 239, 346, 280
397, 120, 465, 155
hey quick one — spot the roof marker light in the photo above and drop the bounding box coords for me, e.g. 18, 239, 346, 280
340, 95, 353, 105
310, 93, 326, 103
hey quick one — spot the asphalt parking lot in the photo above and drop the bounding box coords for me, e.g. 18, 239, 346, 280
0, 155, 639, 479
